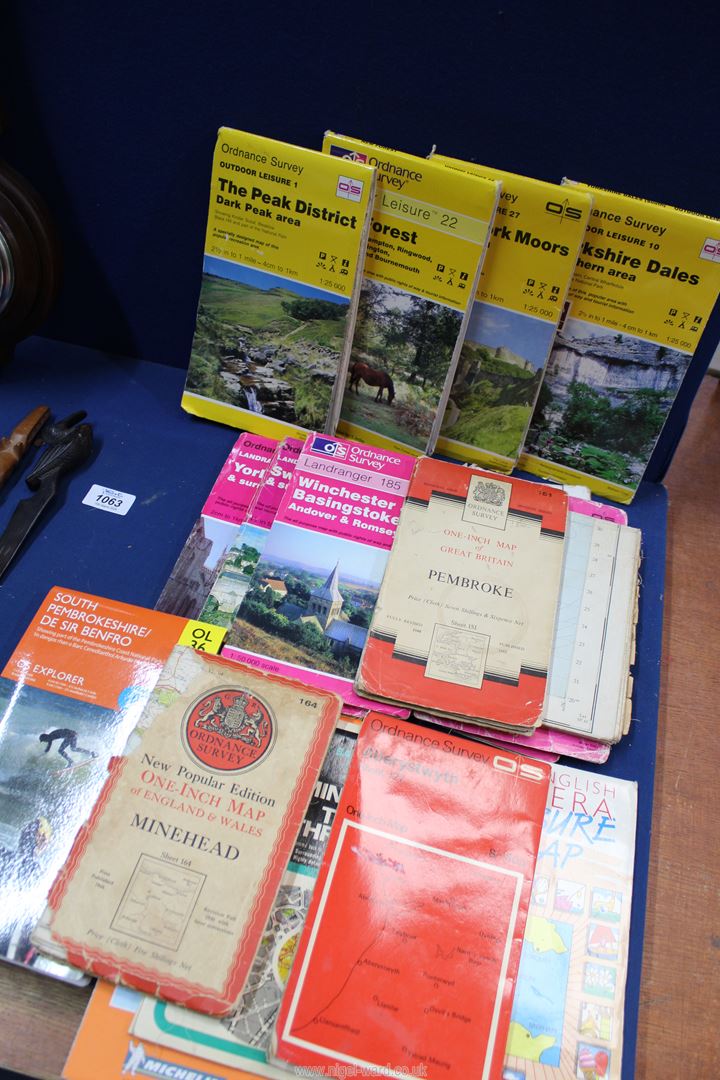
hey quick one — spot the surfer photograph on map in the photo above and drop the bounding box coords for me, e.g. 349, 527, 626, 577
0, 677, 119, 978
38, 727, 98, 768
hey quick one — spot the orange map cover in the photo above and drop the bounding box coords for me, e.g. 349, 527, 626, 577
272, 714, 550, 1080
357, 460, 568, 730
0, 586, 223, 983
63, 979, 260, 1080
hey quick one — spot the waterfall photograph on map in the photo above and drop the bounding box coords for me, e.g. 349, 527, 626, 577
524, 316, 691, 487
185, 257, 351, 429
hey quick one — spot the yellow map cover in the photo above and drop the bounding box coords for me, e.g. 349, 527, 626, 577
519, 183, 720, 502
323, 133, 500, 455
432, 156, 592, 473
182, 128, 376, 439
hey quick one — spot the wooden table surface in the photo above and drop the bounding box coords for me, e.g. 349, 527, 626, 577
1, 377, 719, 1079
636, 374, 720, 1077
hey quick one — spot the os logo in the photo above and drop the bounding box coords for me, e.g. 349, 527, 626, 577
183, 688, 276, 773
337, 176, 364, 202
327, 145, 368, 163
545, 199, 584, 222
310, 436, 348, 459
492, 754, 546, 783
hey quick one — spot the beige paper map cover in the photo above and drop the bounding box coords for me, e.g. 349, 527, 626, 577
42, 646, 341, 1015
357, 458, 568, 730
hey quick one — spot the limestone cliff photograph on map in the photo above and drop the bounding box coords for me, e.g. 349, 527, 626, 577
186, 257, 351, 429
441, 301, 555, 457
524, 316, 691, 487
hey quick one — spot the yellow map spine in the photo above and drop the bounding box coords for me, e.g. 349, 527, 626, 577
431, 155, 592, 473
323, 132, 500, 455
519, 182, 720, 502
182, 127, 376, 439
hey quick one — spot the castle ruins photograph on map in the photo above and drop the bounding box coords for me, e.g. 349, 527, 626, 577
441, 301, 556, 457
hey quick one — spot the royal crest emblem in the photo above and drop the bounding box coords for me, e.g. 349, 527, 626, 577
183, 687, 275, 772
472, 480, 506, 507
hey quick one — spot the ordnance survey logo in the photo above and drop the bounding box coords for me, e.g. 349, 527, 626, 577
545, 197, 584, 223
337, 174, 364, 201
700, 237, 720, 262
328, 144, 368, 163
182, 688, 276, 773
122, 1039, 226, 1079
462, 475, 511, 529
472, 480, 506, 507
311, 436, 348, 459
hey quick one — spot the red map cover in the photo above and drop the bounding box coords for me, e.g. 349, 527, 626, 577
272, 714, 550, 1080
357, 460, 568, 730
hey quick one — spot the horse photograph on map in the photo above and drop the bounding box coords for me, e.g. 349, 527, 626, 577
340, 279, 462, 450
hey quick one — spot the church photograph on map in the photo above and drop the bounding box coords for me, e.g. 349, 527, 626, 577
227, 523, 387, 679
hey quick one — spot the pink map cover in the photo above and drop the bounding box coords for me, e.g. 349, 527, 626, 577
223, 433, 415, 715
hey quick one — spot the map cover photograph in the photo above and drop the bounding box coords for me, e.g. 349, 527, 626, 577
442, 301, 556, 458
186, 259, 352, 430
